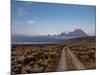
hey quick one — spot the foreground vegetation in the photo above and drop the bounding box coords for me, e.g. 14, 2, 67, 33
11, 44, 64, 74
11, 36, 96, 74
68, 42, 96, 69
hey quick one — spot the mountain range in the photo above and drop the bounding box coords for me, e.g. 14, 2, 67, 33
12, 29, 88, 44
57, 29, 88, 37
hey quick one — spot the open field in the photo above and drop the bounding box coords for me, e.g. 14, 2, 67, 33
11, 44, 64, 74
65, 36, 96, 69
11, 36, 96, 74
68, 43, 96, 69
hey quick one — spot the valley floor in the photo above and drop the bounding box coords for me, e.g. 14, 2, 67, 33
11, 43, 96, 74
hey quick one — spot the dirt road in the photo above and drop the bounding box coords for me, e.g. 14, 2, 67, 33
67, 47, 86, 70
56, 47, 86, 71
56, 48, 67, 71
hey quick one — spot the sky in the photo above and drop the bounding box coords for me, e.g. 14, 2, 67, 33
11, 1, 96, 36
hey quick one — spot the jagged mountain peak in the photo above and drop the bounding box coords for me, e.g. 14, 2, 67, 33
73, 29, 84, 33
58, 29, 88, 37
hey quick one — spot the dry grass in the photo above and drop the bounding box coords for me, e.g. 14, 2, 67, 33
11, 44, 63, 74
68, 43, 96, 69
11, 37, 96, 74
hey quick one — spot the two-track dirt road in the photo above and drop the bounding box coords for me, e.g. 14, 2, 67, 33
56, 46, 86, 71
67, 47, 86, 70
56, 48, 67, 71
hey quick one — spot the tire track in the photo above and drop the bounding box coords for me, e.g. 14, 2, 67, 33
67, 47, 86, 70
56, 48, 67, 71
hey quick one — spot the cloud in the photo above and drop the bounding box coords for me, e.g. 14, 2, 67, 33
16, 7, 30, 16
17, 8, 24, 15
12, 20, 36, 27
27, 20, 35, 24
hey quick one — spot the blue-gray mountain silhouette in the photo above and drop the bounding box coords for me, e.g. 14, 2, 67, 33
58, 29, 88, 37
12, 29, 88, 44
